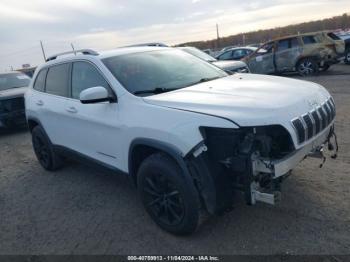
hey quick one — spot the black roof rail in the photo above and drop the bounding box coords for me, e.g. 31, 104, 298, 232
46, 49, 99, 62
120, 43, 168, 48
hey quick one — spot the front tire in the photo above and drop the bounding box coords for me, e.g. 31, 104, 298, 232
32, 126, 63, 171
137, 153, 200, 235
297, 58, 319, 76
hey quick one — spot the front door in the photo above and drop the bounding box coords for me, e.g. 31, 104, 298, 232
64, 61, 123, 168
247, 42, 276, 74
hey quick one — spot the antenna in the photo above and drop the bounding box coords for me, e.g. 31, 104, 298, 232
71, 43, 76, 55
40, 40, 47, 61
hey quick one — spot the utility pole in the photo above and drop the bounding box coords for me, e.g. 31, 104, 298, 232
216, 23, 220, 48
40, 40, 46, 61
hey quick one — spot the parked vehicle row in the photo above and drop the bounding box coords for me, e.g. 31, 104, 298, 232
0, 72, 30, 128
209, 31, 346, 76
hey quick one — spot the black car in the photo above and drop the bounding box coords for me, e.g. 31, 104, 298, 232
0, 72, 30, 128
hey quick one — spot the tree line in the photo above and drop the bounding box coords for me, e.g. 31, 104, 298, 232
178, 13, 350, 50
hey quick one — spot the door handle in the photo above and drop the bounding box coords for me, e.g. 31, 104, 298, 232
36, 100, 44, 106
66, 107, 78, 113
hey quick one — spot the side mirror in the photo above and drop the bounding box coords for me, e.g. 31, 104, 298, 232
80, 86, 116, 104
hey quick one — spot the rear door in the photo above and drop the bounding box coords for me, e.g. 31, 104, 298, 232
63, 61, 122, 168
35, 63, 71, 146
246, 42, 276, 74
275, 37, 302, 71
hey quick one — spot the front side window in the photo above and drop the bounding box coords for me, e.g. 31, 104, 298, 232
103, 49, 227, 96
45, 63, 70, 97
257, 42, 274, 54
33, 69, 47, 92
72, 62, 109, 99
0, 73, 30, 91
302, 36, 318, 45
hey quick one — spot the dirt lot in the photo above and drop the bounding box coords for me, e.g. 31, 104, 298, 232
0, 64, 349, 255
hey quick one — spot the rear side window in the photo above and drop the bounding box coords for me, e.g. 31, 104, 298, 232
71, 62, 109, 99
218, 51, 232, 60
302, 36, 318, 45
33, 69, 47, 92
327, 32, 341, 40
277, 38, 299, 51
46, 64, 70, 97
232, 49, 246, 59
290, 38, 299, 48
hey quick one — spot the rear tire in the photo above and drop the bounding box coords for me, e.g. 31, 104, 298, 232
297, 58, 319, 76
320, 64, 330, 72
345, 49, 350, 65
137, 152, 200, 235
32, 126, 63, 171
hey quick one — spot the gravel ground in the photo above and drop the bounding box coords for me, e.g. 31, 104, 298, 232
0, 64, 349, 255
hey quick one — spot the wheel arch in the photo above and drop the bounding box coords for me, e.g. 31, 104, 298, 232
128, 138, 192, 185
27, 117, 42, 133
295, 55, 320, 67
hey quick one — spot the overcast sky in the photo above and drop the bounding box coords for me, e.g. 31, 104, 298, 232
0, 0, 349, 72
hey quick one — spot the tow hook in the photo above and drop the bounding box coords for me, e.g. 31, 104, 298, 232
250, 182, 281, 205
309, 126, 339, 168
251, 189, 281, 205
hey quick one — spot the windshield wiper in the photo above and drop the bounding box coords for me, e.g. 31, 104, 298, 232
185, 76, 222, 88
134, 87, 179, 95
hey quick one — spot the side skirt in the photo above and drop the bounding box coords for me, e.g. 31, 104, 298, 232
52, 145, 128, 176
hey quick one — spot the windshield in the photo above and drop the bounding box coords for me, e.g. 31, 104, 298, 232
179, 47, 216, 62
102, 49, 227, 96
0, 73, 30, 91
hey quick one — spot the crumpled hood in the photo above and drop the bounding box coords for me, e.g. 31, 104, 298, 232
143, 74, 331, 127
0, 86, 28, 99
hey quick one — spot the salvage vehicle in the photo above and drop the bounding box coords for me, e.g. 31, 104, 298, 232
25, 47, 338, 235
244, 32, 345, 76
0, 72, 31, 128
178, 46, 250, 73
216, 47, 257, 61
334, 30, 350, 64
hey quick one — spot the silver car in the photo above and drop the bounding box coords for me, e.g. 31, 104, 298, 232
178, 46, 250, 73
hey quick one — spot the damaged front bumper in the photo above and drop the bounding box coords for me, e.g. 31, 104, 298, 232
249, 124, 337, 205
189, 124, 338, 214
252, 124, 335, 178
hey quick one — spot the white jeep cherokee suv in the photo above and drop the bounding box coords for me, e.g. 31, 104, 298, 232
25, 47, 337, 235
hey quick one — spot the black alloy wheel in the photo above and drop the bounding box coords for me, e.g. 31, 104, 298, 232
143, 172, 185, 226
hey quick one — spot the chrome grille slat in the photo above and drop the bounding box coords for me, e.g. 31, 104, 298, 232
302, 114, 313, 140
324, 103, 332, 125
318, 106, 327, 129
311, 110, 321, 134
291, 98, 336, 144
